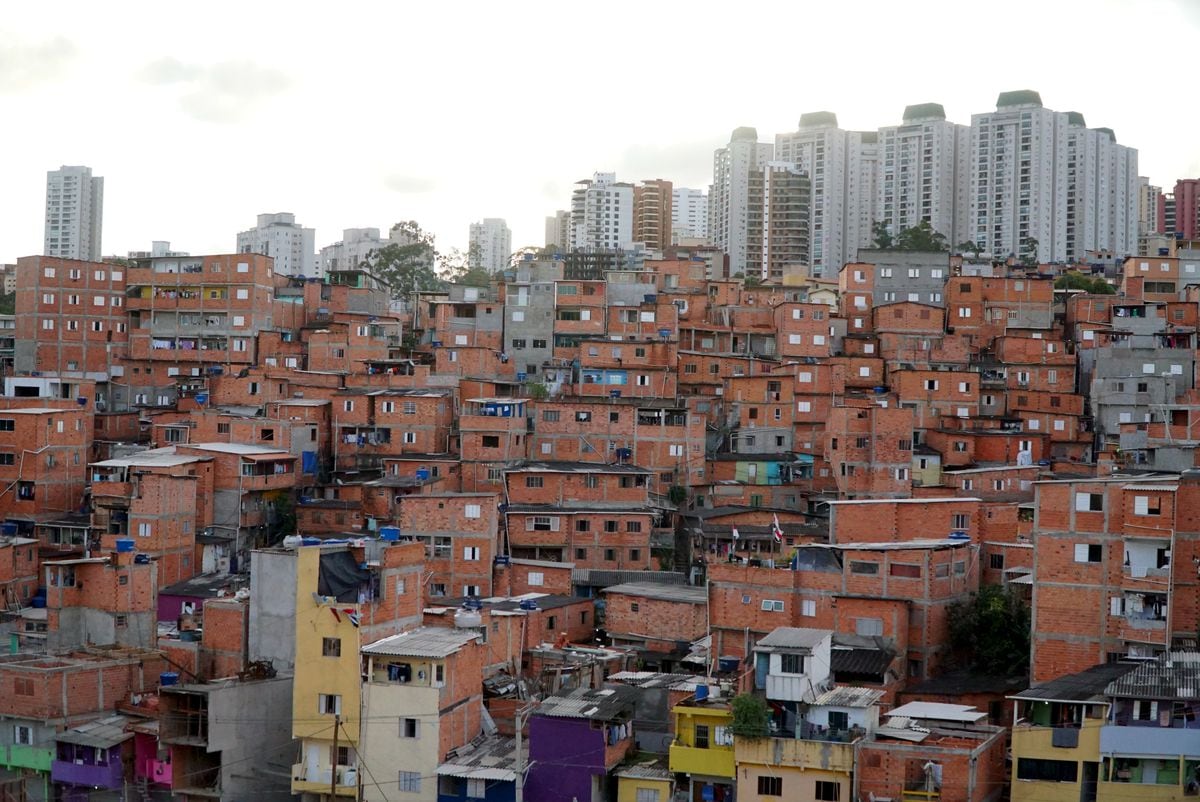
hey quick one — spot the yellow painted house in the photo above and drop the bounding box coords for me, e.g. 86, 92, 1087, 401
670, 696, 736, 802
290, 546, 364, 799
617, 762, 675, 802
1009, 664, 1131, 802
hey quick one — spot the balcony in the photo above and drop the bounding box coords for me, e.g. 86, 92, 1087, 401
5, 744, 52, 772
668, 741, 735, 778
902, 787, 940, 802
291, 763, 358, 796
734, 736, 854, 773
51, 757, 124, 790
1100, 725, 1200, 758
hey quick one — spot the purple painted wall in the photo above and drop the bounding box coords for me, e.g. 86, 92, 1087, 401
51, 744, 125, 790
526, 717, 604, 802
158, 592, 208, 622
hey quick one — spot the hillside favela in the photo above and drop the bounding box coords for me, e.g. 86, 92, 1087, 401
6, 80, 1200, 802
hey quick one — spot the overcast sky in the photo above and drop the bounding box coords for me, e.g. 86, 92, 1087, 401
2, 0, 1197, 264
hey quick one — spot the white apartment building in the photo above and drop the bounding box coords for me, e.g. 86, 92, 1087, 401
1138, 177, 1162, 237
44, 165, 104, 261
319, 227, 422, 275
710, 128, 773, 276
877, 104, 971, 249
468, 218, 512, 273
544, 210, 570, 250
672, 187, 709, 242
969, 91, 1137, 264
774, 114, 876, 275
1063, 115, 1138, 261
569, 173, 633, 251
236, 212, 316, 277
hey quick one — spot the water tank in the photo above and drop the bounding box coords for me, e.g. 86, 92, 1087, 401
717, 656, 740, 673
282, 535, 304, 549
160, 672, 180, 687
518, 599, 539, 611
1, 522, 17, 536
134, 554, 151, 565
30, 595, 46, 609
415, 468, 430, 481
516, 372, 528, 382
610, 389, 622, 399
694, 684, 709, 702
76, 397, 88, 407
379, 527, 401, 542
455, 609, 483, 629
115, 539, 136, 553
194, 393, 209, 406
494, 554, 511, 567
948, 531, 970, 541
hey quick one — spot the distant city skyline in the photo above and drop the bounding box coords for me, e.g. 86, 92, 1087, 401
0, 1, 1197, 263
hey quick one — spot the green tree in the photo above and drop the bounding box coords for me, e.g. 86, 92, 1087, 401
895, 220, 948, 252
360, 221, 442, 300
1054, 271, 1115, 295
0, 293, 13, 315
947, 585, 1031, 676
743, 274, 763, 288
729, 693, 770, 739
1021, 236, 1039, 266
956, 241, 983, 259
871, 220, 894, 249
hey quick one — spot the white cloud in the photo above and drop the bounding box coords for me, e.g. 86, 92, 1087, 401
138, 57, 290, 123
0, 35, 77, 93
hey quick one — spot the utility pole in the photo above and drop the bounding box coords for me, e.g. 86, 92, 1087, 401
514, 702, 535, 802
331, 713, 340, 801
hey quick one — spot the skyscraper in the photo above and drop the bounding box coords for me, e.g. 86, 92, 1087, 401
468, 218, 512, 273
969, 91, 1137, 263
752, 162, 811, 282
876, 104, 970, 249
1171, 179, 1200, 241
710, 127, 773, 276
671, 188, 709, 242
774, 114, 877, 275
236, 213, 316, 276
569, 173, 633, 251
633, 179, 673, 251
44, 165, 104, 261
544, 211, 570, 251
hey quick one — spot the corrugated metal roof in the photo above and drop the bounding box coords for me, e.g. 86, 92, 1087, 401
56, 715, 134, 749
886, 702, 986, 722
437, 735, 521, 783
756, 627, 833, 652
1011, 662, 1136, 703
811, 686, 885, 708
831, 647, 894, 677
602, 583, 706, 604
535, 685, 637, 721
363, 627, 479, 658
616, 762, 673, 781
1105, 653, 1200, 699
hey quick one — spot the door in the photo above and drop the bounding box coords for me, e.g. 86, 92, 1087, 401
1081, 761, 1099, 802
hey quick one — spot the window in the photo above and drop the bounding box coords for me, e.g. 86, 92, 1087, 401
694, 724, 710, 748
343, 400, 355, 412
604, 548, 616, 561
318, 694, 342, 715
1016, 759, 1077, 782
1074, 544, 1102, 563
482, 435, 500, 448
463, 547, 480, 561
952, 513, 969, 529
465, 504, 481, 519
398, 771, 421, 793
1133, 495, 1161, 516
13, 725, 31, 746
403, 432, 416, 445
542, 410, 560, 423
138, 522, 152, 537
235, 288, 249, 300
400, 717, 420, 738
626, 521, 642, 533
780, 653, 805, 674
527, 571, 544, 587
890, 563, 922, 578
758, 777, 783, 797
815, 781, 841, 801
855, 617, 884, 636
636, 790, 661, 802
849, 561, 878, 575
990, 553, 1004, 570
575, 411, 591, 422
1075, 492, 1103, 512
525, 476, 544, 488
322, 637, 341, 657
760, 599, 785, 612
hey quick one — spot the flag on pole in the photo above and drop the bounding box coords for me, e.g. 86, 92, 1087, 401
772, 514, 784, 544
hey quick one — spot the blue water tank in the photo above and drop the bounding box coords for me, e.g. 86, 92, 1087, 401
415, 468, 431, 481
160, 672, 180, 687
694, 684, 709, 701
134, 554, 151, 565
718, 656, 740, 673
516, 372, 528, 382
194, 393, 209, 406
1, 522, 17, 536
494, 555, 511, 566
30, 595, 46, 609
115, 539, 136, 553
76, 397, 88, 407
948, 531, 970, 541
610, 389, 622, 399
379, 527, 401, 542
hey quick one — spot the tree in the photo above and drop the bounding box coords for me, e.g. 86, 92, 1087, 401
0, 293, 13, 315
439, 244, 490, 286
743, 274, 763, 288
895, 220, 948, 252
1054, 271, 1115, 295
871, 220, 894, 249
956, 241, 983, 259
1021, 236, 1040, 266
947, 585, 1031, 676
361, 221, 442, 300
729, 693, 770, 739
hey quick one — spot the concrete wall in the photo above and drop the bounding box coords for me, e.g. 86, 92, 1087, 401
249, 549, 297, 671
